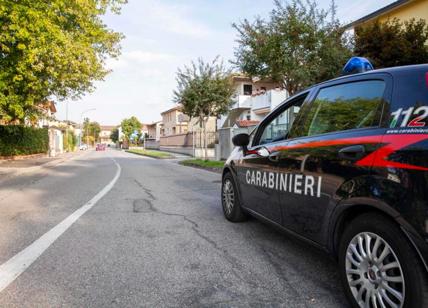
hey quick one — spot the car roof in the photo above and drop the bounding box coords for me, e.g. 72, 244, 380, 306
300, 63, 428, 93
272, 63, 428, 114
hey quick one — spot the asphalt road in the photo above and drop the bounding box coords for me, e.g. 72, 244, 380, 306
0, 149, 348, 307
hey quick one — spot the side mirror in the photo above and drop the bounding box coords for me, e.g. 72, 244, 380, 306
232, 133, 250, 147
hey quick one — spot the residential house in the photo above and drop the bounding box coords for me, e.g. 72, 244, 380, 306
141, 123, 149, 138
160, 105, 189, 136
344, 0, 428, 31
217, 75, 286, 129
36, 100, 57, 128
159, 104, 217, 158
144, 121, 162, 149
99, 125, 116, 144
34, 101, 61, 156
147, 121, 162, 140
217, 75, 288, 159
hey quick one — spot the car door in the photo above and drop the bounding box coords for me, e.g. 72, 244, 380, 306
235, 94, 308, 224
273, 74, 393, 245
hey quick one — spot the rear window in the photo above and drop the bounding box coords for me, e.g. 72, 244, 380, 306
302, 80, 386, 136
389, 70, 428, 128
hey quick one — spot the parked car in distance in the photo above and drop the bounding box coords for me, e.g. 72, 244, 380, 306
222, 63, 428, 308
96, 143, 106, 151
79, 144, 88, 151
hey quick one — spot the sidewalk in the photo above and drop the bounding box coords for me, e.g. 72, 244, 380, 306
0, 151, 85, 179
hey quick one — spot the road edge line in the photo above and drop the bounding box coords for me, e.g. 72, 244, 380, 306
0, 157, 121, 293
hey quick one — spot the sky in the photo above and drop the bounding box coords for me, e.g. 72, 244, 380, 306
55, 0, 395, 126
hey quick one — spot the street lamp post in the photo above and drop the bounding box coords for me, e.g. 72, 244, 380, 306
80, 108, 96, 148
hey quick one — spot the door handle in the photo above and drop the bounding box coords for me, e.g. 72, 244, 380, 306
338, 145, 365, 160
268, 151, 281, 162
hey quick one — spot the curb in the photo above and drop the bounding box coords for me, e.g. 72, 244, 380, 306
178, 161, 222, 173
125, 150, 174, 159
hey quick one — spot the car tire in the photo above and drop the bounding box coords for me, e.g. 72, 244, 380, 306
221, 173, 248, 222
338, 213, 428, 308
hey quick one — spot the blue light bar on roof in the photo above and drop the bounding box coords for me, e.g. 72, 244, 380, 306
342, 57, 374, 75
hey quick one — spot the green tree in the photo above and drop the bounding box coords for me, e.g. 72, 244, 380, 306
0, 0, 127, 123
121, 116, 141, 144
110, 127, 119, 143
354, 18, 428, 68
82, 118, 101, 146
174, 57, 234, 159
232, 0, 352, 95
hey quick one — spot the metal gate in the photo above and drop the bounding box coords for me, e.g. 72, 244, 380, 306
217, 127, 255, 160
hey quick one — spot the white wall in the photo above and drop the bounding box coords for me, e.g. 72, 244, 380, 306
219, 89, 289, 128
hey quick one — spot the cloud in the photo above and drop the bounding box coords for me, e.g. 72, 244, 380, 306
106, 50, 176, 70
148, 2, 213, 38
125, 50, 175, 63
124, 0, 214, 39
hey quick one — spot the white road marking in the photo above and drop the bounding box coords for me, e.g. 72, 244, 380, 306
0, 157, 121, 293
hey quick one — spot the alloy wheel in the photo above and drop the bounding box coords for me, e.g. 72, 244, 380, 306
345, 232, 405, 308
222, 179, 235, 215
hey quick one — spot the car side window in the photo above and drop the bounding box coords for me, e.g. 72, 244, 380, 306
299, 80, 386, 137
255, 94, 307, 146
388, 70, 428, 128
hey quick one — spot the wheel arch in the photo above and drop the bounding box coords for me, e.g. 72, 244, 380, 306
222, 166, 232, 178
330, 198, 428, 272
222, 165, 247, 210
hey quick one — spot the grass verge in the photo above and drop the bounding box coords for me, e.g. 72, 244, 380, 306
180, 159, 224, 172
126, 149, 174, 159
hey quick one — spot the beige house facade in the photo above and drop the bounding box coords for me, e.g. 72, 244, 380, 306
158, 104, 218, 158
160, 105, 189, 136
188, 117, 217, 133
345, 0, 428, 31
146, 121, 162, 141
100, 125, 116, 144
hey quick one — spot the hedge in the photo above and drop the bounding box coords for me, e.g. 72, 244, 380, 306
0, 125, 49, 156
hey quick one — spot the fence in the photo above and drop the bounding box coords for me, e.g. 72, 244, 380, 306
158, 131, 217, 158
145, 139, 160, 149
193, 131, 217, 149
160, 133, 193, 147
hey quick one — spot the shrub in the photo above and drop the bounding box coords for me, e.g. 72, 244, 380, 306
355, 18, 428, 68
63, 130, 77, 152
0, 125, 49, 156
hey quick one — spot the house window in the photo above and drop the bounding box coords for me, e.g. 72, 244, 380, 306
243, 84, 252, 95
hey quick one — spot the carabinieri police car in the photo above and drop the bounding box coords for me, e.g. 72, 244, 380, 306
221, 58, 428, 308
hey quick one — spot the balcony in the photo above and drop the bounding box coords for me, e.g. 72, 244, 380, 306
230, 95, 252, 109
218, 89, 288, 129
249, 89, 288, 113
